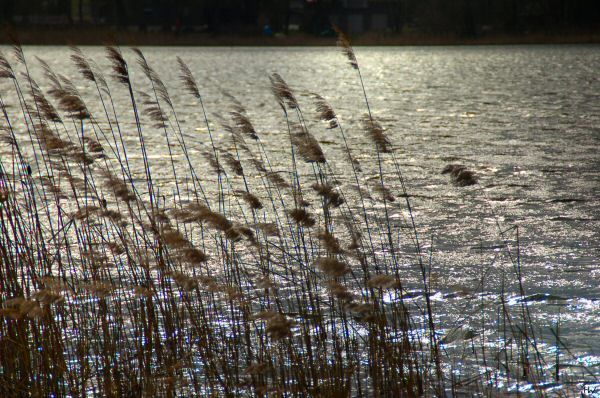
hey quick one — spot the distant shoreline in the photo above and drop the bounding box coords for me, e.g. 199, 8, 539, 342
2, 28, 599, 46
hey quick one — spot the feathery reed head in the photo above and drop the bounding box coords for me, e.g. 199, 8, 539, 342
171, 271, 198, 291
177, 57, 200, 99
254, 311, 293, 340
202, 150, 224, 175
230, 110, 259, 140
187, 203, 233, 232
362, 115, 391, 153
245, 362, 270, 376
326, 280, 354, 302
182, 247, 208, 264
289, 208, 316, 227
453, 169, 478, 186
0, 52, 15, 79
0, 179, 9, 204
317, 230, 344, 254
222, 151, 244, 176
44, 74, 90, 119
313, 93, 338, 128
442, 164, 478, 186
103, 171, 136, 202
266, 171, 290, 189
292, 124, 326, 163
70, 45, 95, 83
332, 25, 358, 69
7, 30, 25, 65
105, 45, 130, 85
270, 73, 298, 110
312, 183, 344, 208
316, 257, 349, 277
367, 274, 400, 289
256, 222, 279, 236
30, 79, 62, 122
36, 56, 61, 89
138, 90, 169, 128
161, 227, 190, 249
441, 164, 465, 175
239, 191, 263, 210
133, 48, 172, 107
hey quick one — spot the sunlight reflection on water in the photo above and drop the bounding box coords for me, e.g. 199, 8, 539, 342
1, 44, 598, 389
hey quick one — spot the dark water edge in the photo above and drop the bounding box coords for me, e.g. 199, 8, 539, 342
2, 28, 600, 46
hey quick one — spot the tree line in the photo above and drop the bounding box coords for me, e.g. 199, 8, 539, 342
1, 0, 598, 36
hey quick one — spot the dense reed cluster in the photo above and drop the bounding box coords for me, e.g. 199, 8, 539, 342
0, 34, 590, 397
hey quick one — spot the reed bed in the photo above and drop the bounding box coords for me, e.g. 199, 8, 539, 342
0, 33, 592, 397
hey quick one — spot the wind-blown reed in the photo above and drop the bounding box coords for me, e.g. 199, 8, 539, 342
0, 33, 581, 397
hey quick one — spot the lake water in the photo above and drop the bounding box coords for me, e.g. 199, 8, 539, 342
1, 44, 599, 392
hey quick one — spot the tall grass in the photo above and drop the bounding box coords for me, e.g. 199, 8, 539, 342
0, 33, 592, 397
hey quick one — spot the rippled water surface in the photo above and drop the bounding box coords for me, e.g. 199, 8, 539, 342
2, 44, 599, 391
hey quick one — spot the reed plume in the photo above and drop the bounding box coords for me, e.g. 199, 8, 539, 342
230, 110, 259, 140
177, 57, 201, 99
311, 183, 344, 208
105, 46, 130, 85
316, 257, 349, 277
313, 93, 338, 129
133, 48, 172, 107
333, 25, 358, 69
0, 52, 15, 79
29, 79, 62, 122
269, 73, 298, 110
442, 164, 478, 186
70, 45, 95, 83
291, 124, 326, 164
239, 191, 263, 210
317, 230, 344, 254
362, 115, 391, 153
289, 208, 316, 227
222, 151, 244, 176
